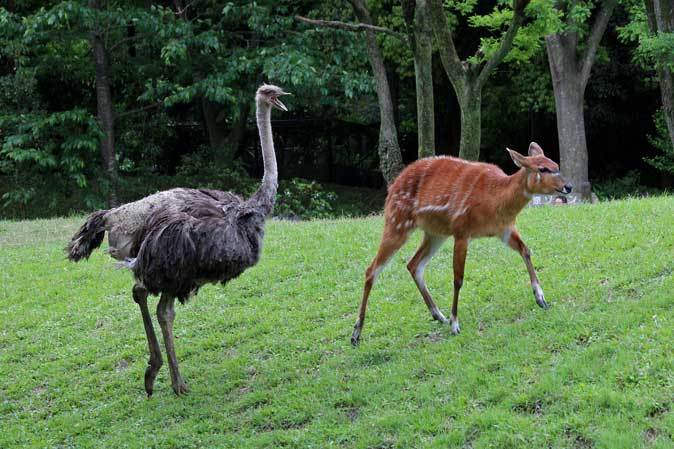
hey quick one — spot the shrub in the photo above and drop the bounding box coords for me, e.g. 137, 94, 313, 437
644, 110, 674, 175
274, 178, 337, 220
593, 170, 661, 200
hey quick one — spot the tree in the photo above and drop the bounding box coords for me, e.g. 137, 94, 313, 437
644, 0, 674, 151
0, 2, 116, 210
349, 0, 406, 182
296, 1, 405, 184
545, 0, 617, 198
90, 0, 119, 206
620, 0, 674, 173
429, 0, 531, 160
643, 0, 674, 174
401, 0, 435, 157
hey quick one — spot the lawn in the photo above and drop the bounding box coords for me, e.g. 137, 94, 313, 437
1, 197, 672, 449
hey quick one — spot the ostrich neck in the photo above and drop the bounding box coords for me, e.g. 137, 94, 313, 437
250, 101, 278, 212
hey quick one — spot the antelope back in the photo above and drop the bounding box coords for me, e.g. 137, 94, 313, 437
384, 157, 510, 237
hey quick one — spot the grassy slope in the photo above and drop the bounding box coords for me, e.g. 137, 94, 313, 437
1, 197, 672, 449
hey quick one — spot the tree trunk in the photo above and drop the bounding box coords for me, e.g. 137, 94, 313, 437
350, 0, 404, 184
377, 137, 404, 184
659, 68, 674, 150
223, 100, 250, 164
551, 73, 590, 196
387, 64, 401, 129
404, 0, 435, 158
428, 0, 530, 162
173, 0, 236, 164
458, 89, 481, 161
201, 98, 226, 150
544, 1, 615, 201
546, 35, 591, 198
90, 1, 118, 207
645, 0, 674, 149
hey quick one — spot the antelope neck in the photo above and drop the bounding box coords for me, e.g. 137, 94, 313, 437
504, 168, 534, 213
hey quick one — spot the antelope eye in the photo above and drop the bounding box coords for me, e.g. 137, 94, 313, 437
539, 167, 551, 173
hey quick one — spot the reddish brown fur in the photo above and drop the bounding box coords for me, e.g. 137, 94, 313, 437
351, 143, 571, 345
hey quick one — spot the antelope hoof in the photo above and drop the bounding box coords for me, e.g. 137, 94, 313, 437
351, 322, 362, 347
533, 283, 549, 309
450, 318, 460, 335
172, 381, 190, 396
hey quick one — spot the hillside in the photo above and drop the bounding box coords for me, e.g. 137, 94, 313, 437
1, 197, 673, 448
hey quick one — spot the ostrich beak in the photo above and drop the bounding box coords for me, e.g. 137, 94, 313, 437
271, 92, 292, 112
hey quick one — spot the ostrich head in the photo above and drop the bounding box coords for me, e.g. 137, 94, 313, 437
256, 84, 291, 111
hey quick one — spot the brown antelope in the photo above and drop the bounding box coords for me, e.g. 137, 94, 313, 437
351, 142, 572, 345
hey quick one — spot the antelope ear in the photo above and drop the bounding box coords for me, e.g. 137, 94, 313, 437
528, 142, 544, 156
507, 148, 527, 168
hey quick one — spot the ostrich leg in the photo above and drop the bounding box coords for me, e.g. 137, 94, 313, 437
157, 294, 189, 395
132, 284, 163, 397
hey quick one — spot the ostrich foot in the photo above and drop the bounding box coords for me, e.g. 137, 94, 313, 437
172, 380, 190, 396
144, 359, 163, 398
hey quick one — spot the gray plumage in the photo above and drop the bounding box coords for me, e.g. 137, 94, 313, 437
129, 188, 268, 302
66, 84, 290, 396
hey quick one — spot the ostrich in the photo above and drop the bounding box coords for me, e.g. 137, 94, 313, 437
66, 84, 290, 396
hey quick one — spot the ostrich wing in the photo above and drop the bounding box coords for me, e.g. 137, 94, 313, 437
131, 196, 265, 302
105, 188, 244, 261
180, 188, 244, 219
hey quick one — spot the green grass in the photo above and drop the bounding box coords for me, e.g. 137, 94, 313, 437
1, 197, 673, 449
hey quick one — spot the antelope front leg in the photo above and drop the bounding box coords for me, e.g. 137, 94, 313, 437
451, 238, 468, 335
504, 227, 549, 309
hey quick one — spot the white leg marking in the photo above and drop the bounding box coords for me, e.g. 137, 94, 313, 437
501, 228, 513, 245
414, 236, 448, 322
450, 316, 460, 335
533, 281, 544, 299
532, 281, 548, 308
414, 237, 446, 288
371, 259, 391, 282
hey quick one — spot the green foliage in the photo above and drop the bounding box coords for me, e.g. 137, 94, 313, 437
593, 170, 662, 200
0, 108, 102, 209
443, 0, 558, 66
0, 0, 669, 218
512, 63, 556, 113
644, 110, 674, 174
0, 0, 376, 215
175, 147, 255, 194
275, 178, 337, 219
619, 1, 674, 72
1, 197, 674, 447
619, 1, 674, 175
